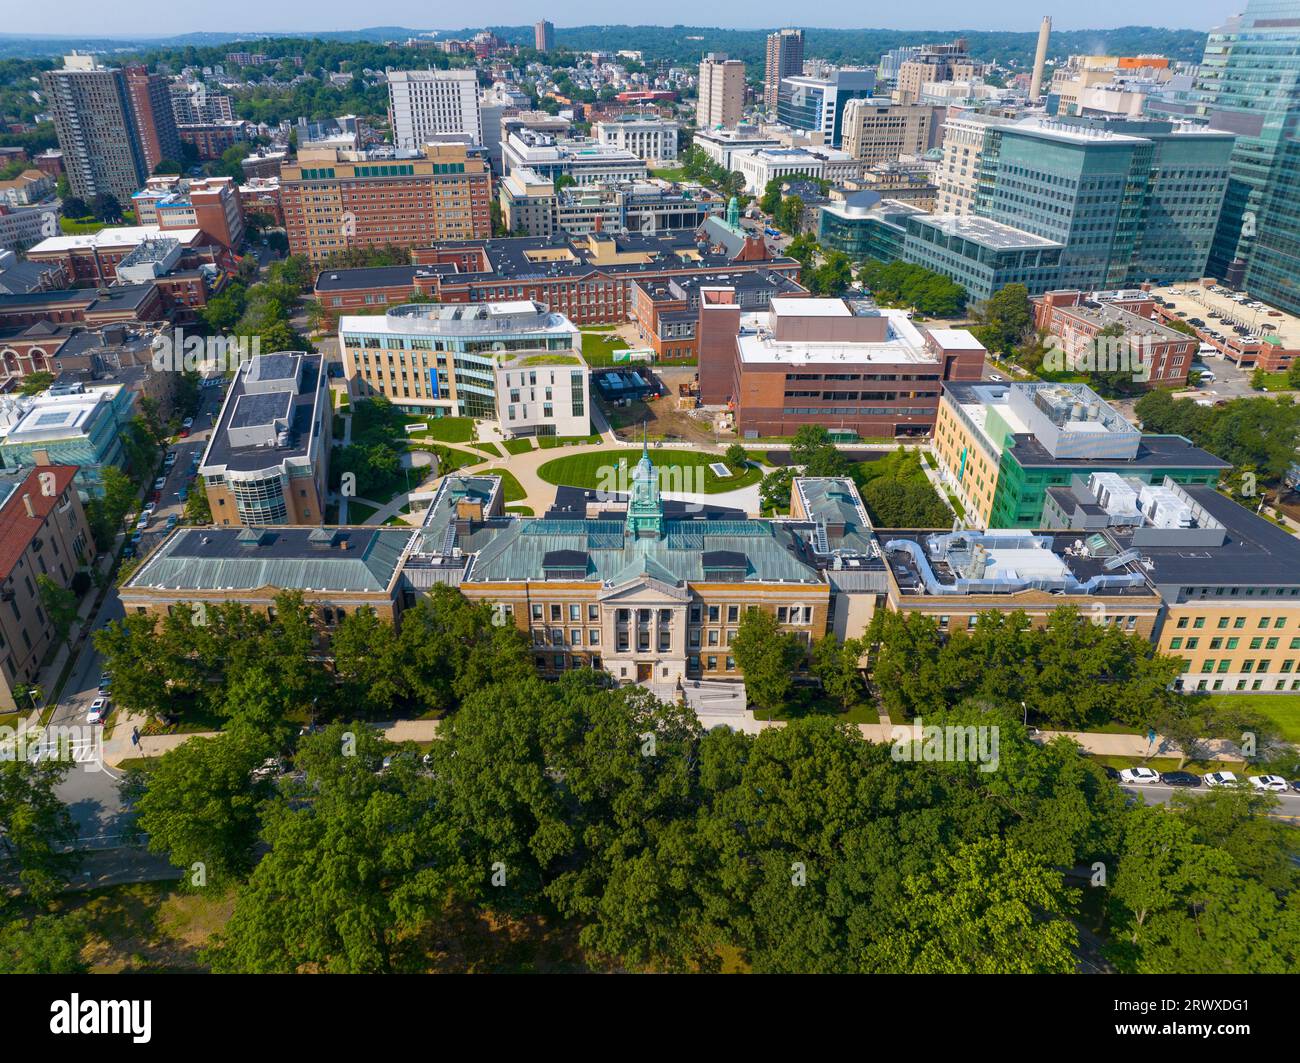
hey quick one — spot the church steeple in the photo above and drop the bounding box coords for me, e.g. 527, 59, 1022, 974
626, 420, 664, 539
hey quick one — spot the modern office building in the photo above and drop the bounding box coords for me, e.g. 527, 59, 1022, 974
1249, 133, 1300, 314
594, 115, 679, 163
899, 213, 1066, 302
935, 112, 1017, 215
932, 381, 1230, 528
280, 144, 491, 261
1193, 0, 1300, 295
42, 55, 147, 207
764, 29, 805, 111
494, 346, 591, 439
0, 381, 135, 496
776, 71, 878, 148
199, 352, 331, 526
0, 466, 94, 710
840, 98, 940, 165
534, 20, 555, 52
971, 117, 1233, 290
697, 54, 747, 130
124, 64, 182, 176
387, 69, 483, 148
817, 195, 929, 261
339, 300, 583, 421
696, 294, 986, 437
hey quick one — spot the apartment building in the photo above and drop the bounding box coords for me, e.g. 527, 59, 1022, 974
534, 21, 555, 52
697, 294, 986, 438
1034, 289, 1196, 388
594, 116, 679, 164
199, 352, 331, 526
0, 466, 93, 710
840, 98, 940, 166
131, 175, 246, 251
387, 69, 482, 148
280, 144, 491, 261
339, 300, 583, 422
932, 381, 1229, 528
0, 170, 55, 209
124, 65, 182, 175
42, 55, 147, 206
697, 54, 747, 130
896, 40, 982, 104
169, 82, 236, 125
764, 29, 805, 111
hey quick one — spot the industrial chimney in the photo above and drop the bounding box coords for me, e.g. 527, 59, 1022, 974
1030, 16, 1052, 101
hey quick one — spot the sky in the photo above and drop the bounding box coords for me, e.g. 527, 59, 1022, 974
3, 3, 1237, 39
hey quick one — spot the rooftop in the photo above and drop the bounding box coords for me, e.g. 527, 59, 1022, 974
124, 525, 414, 594
27, 225, 202, 254
0, 466, 78, 579
913, 214, 1064, 251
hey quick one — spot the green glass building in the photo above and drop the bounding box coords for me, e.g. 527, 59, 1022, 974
1195, 0, 1300, 295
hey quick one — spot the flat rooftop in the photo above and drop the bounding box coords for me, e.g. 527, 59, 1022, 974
1008, 432, 1231, 471
914, 214, 1064, 251
201, 351, 324, 475
28, 225, 202, 253
736, 306, 939, 367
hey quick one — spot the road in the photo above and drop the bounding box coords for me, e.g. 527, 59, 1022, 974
47, 384, 224, 849
1123, 780, 1300, 818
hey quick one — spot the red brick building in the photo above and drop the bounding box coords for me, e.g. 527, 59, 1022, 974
1034, 289, 1194, 389
699, 293, 986, 439
124, 65, 182, 174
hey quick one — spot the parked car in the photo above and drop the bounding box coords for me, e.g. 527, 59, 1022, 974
86, 697, 109, 724
142, 501, 156, 515
97, 672, 111, 695
134, 515, 150, 531
153, 477, 167, 492
1204, 771, 1241, 788
164, 515, 178, 530
181, 416, 194, 431
129, 531, 143, 545
1248, 774, 1288, 793
1119, 766, 1161, 785
1160, 771, 1202, 787
163, 451, 177, 469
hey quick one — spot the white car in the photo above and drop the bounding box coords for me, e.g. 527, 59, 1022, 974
181, 417, 194, 430
142, 501, 157, 515
1204, 771, 1240, 788
86, 697, 109, 724
153, 477, 167, 491
1249, 774, 1288, 793
1119, 766, 1161, 785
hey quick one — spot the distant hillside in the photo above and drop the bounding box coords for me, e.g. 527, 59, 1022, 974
0, 23, 1208, 66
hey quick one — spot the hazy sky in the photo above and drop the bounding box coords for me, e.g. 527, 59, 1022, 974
6, 3, 1237, 38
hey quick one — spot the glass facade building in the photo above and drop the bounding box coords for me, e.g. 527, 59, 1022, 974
776, 71, 877, 147
1194, 0, 1300, 292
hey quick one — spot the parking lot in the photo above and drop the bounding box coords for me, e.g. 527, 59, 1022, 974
1148, 282, 1300, 371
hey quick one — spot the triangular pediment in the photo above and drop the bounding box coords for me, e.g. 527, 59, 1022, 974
598, 574, 689, 603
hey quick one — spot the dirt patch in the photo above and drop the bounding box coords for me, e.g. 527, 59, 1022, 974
67, 881, 235, 973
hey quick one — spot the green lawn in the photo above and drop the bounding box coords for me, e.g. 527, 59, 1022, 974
430, 445, 483, 473
485, 468, 527, 502
59, 216, 108, 234
650, 167, 687, 182
1204, 692, 1300, 742
506, 504, 535, 516
537, 448, 763, 494
344, 500, 379, 523
503, 438, 535, 455
537, 434, 601, 449
1253, 372, 1296, 392
412, 416, 474, 443
581, 332, 632, 368
470, 441, 502, 457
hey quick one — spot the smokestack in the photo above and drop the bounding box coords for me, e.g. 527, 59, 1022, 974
1030, 16, 1052, 101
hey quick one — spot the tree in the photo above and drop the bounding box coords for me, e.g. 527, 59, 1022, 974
808, 250, 853, 296
0, 914, 89, 974
134, 728, 273, 881
785, 233, 819, 270
871, 837, 1078, 973
724, 443, 748, 471
811, 635, 865, 710
36, 574, 79, 649
184, 481, 212, 524
206, 724, 449, 973
972, 283, 1034, 354
61, 195, 88, 219
89, 193, 122, 222
18, 371, 54, 396
732, 608, 804, 713
0, 758, 79, 902
760, 466, 794, 514
330, 606, 404, 714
